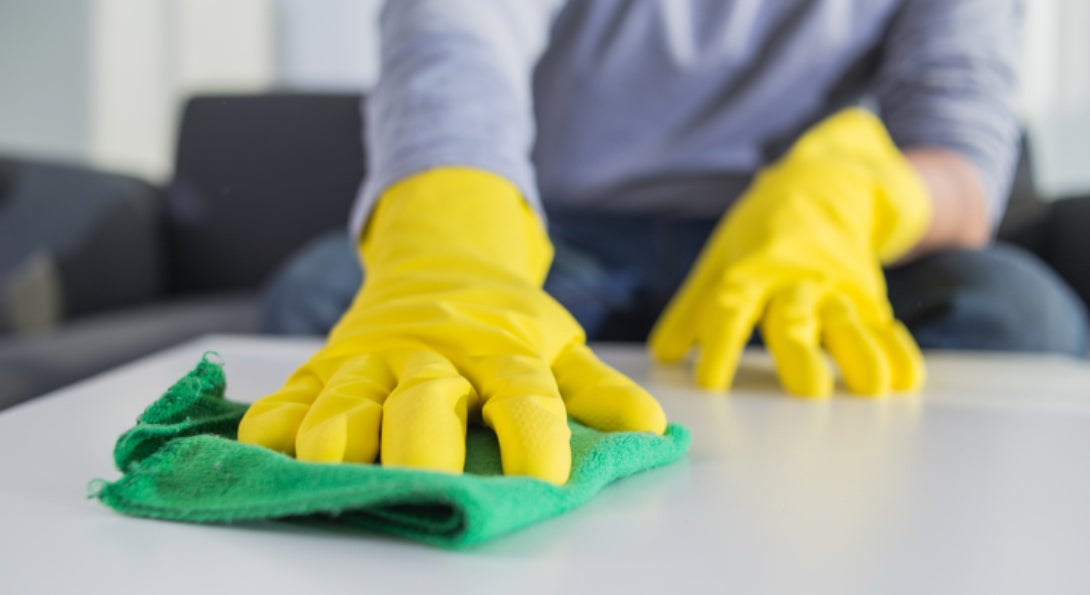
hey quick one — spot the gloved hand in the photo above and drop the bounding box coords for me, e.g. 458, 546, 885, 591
649, 109, 930, 398
238, 168, 666, 484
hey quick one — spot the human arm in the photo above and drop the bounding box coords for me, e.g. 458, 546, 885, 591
238, 2, 667, 485
351, 0, 563, 233
877, 0, 1023, 259
902, 149, 991, 258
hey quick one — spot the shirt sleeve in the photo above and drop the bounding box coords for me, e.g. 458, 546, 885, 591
874, 0, 1023, 225
350, 0, 565, 236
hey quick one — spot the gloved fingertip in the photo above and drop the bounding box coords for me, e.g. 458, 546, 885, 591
695, 359, 733, 392
781, 366, 834, 400
553, 344, 668, 435
648, 331, 689, 364
830, 350, 889, 397
237, 402, 310, 455
882, 323, 927, 393
613, 392, 668, 435
851, 387, 889, 399
296, 402, 382, 464
574, 389, 668, 434
822, 318, 891, 397
891, 361, 926, 393
497, 430, 572, 485
295, 417, 349, 463
766, 325, 832, 400
381, 430, 467, 474
786, 383, 833, 400
523, 457, 573, 486
484, 395, 573, 484
644, 408, 669, 436
843, 368, 892, 398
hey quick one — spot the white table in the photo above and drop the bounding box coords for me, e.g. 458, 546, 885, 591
2, 335, 1089, 595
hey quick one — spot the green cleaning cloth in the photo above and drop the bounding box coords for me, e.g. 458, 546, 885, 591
93, 355, 691, 548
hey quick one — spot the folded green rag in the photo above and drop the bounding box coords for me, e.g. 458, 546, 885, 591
93, 355, 691, 548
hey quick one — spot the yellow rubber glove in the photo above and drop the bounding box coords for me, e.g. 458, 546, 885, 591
649, 109, 930, 398
238, 168, 666, 484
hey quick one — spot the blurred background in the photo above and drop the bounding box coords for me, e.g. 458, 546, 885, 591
2, 0, 1090, 408
3, 0, 1088, 194
0, 0, 382, 182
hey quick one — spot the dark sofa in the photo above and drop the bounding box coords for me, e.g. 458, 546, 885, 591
0, 94, 366, 408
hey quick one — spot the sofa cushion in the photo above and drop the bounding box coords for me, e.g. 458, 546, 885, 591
0, 158, 163, 322
0, 293, 259, 410
166, 94, 366, 294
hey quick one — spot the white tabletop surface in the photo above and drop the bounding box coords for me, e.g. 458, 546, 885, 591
2, 334, 1089, 595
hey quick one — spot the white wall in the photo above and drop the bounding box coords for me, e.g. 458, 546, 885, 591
2, 0, 1089, 198
89, 0, 276, 181
277, 0, 382, 90
0, 0, 92, 163
1021, 0, 1090, 198
0, 0, 275, 181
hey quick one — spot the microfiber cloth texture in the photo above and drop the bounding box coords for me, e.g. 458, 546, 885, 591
92, 355, 691, 548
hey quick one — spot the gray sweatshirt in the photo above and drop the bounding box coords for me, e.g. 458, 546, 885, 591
352, 0, 1021, 233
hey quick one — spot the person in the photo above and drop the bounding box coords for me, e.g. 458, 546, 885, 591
239, 0, 1088, 484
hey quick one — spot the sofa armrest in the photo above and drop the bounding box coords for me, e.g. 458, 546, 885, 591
0, 293, 259, 410
1036, 195, 1090, 312
1002, 193, 1090, 314
0, 157, 163, 333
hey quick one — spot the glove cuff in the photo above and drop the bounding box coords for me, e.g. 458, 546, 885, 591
361, 168, 553, 286
787, 109, 932, 263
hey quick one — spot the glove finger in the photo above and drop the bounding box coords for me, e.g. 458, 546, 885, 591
294, 354, 394, 463
820, 293, 891, 396
237, 371, 324, 456
475, 354, 572, 485
761, 283, 834, 399
876, 320, 926, 392
695, 283, 765, 391
552, 342, 667, 434
649, 243, 729, 363
648, 286, 704, 363
381, 350, 478, 474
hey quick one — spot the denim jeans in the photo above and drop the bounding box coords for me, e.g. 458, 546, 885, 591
261, 212, 1089, 356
